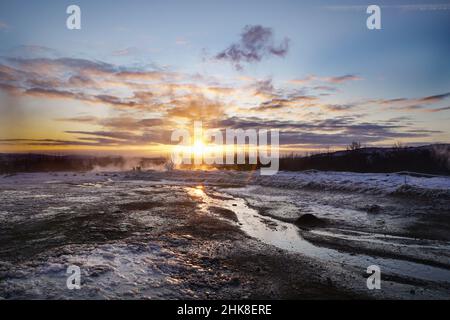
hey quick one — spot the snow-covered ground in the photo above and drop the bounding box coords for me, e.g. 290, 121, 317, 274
251, 171, 450, 198
2, 170, 450, 197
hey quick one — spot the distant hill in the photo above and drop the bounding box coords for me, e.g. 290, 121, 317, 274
279, 144, 450, 175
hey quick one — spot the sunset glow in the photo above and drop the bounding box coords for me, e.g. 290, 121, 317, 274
0, 0, 449, 156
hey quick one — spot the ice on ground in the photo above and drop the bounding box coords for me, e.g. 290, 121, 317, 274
0, 171, 450, 299
251, 171, 450, 198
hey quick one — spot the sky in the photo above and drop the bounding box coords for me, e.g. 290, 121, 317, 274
0, 0, 449, 156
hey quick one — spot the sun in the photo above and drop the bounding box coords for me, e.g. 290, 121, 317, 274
192, 140, 206, 158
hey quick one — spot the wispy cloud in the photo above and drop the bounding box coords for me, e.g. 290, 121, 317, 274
0, 52, 444, 150
428, 106, 450, 112
289, 74, 362, 85
6, 45, 60, 58
368, 92, 450, 112
218, 116, 439, 146
0, 57, 182, 110
175, 37, 189, 46
112, 47, 140, 56
0, 21, 9, 31
323, 4, 450, 12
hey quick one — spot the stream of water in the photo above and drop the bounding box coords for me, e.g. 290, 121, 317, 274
186, 186, 450, 286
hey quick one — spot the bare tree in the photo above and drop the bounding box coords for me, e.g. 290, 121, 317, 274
347, 141, 361, 151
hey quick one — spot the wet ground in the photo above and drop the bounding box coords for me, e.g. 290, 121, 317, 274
0, 171, 449, 299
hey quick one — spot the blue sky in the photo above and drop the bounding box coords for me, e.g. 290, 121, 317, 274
0, 0, 449, 154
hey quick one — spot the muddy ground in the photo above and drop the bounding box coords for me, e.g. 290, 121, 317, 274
0, 171, 449, 299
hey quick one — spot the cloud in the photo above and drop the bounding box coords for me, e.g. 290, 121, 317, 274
65, 129, 172, 146
215, 25, 290, 70
112, 47, 141, 56
239, 77, 319, 111
218, 116, 439, 147
394, 4, 450, 11
322, 74, 362, 84
66, 130, 139, 142
0, 57, 181, 110
251, 78, 276, 99
428, 106, 450, 113
0, 138, 117, 147
56, 115, 166, 131
289, 74, 362, 85
278, 130, 432, 146
323, 4, 450, 12
256, 95, 318, 111
1, 55, 351, 118
0, 21, 9, 31
166, 94, 226, 121
6, 45, 60, 58
288, 75, 316, 85
420, 92, 450, 103
324, 104, 355, 112
369, 92, 450, 112
0, 51, 445, 151
6, 57, 171, 82
68, 75, 96, 87
175, 37, 189, 46
0, 127, 174, 147
55, 116, 98, 123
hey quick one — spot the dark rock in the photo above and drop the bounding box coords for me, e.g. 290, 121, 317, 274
365, 204, 382, 214
229, 277, 240, 287
210, 206, 238, 222
294, 214, 325, 228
